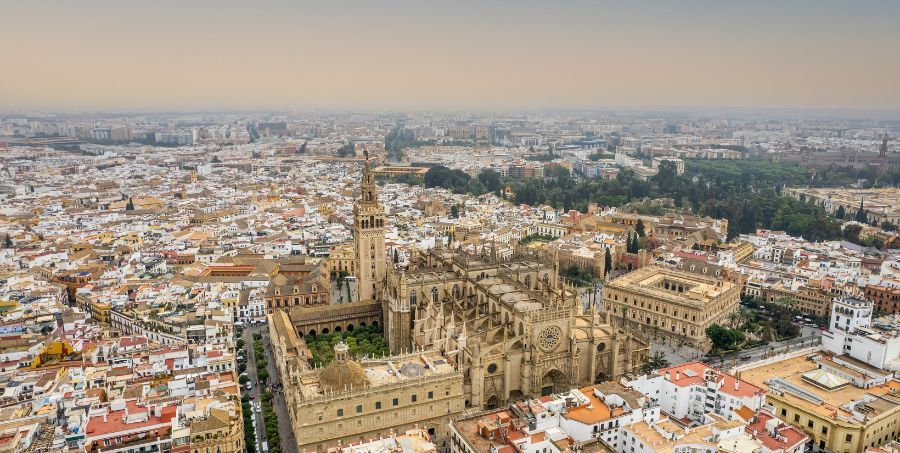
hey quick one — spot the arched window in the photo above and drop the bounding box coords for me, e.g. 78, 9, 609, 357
431, 287, 438, 304
524, 275, 531, 288
543, 273, 550, 286
409, 291, 417, 306
452, 284, 461, 299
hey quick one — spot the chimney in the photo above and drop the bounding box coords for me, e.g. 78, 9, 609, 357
734, 380, 740, 391
675, 371, 680, 381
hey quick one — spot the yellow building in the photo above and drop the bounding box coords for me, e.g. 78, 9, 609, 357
739, 354, 900, 453
727, 240, 755, 263
273, 337, 464, 452
602, 265, 740, 349
188, 407, 245, 453
90, 299, 111, 325
326, 242, 356, 275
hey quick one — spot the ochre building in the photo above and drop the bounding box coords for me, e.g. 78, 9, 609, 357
602, 264, 740, 349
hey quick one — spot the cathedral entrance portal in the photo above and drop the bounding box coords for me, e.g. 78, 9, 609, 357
540, 369, 567, 396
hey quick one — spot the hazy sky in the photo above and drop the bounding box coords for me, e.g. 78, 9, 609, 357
2, 0, 899, 112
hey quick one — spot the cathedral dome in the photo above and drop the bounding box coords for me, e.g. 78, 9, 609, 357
319, 341, 369, 392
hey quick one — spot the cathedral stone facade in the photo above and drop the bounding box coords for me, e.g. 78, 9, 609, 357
383, 247, 649, 409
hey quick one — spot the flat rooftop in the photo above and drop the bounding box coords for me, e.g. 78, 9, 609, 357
299, 352, 458, 398
606, 265, 735, 306
739, 355, 900, 423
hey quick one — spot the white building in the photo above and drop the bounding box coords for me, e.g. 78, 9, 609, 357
626, 361, 766, 424
821, 297, 900, 375
448, 382, 660, 453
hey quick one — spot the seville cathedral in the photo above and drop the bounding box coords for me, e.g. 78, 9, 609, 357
382, 246, 650, 408
270, 156, 649, 451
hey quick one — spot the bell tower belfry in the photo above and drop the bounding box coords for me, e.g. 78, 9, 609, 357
353, 152, 387, 302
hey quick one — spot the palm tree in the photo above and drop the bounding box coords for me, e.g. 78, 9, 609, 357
728, 310, 742, 328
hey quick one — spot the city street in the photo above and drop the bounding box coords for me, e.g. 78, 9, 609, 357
248, 323, 299, 453
651, 324, 822, 369
241, 327, 267, 452
713, 325, 822, 367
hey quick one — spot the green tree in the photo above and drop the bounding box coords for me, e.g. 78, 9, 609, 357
337, 141, 356, 157
639, 351, 670, 374
450, 204, 460, 218
635, 219, 645, 237
706, 324, 739, 351
604, 248, 612, 277
478, 169, 502, 193
125, 197, 135, 211
855, 199, 867, 223
843, 224, 863, 243
835, 205, 845, 219
424, 166, 472, 194
3, 234, 11, 249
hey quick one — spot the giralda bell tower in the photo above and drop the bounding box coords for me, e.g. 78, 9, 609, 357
353, 152, 386, 302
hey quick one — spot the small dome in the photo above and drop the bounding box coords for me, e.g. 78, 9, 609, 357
320, 360, 368, 392
398, 363, 425, 378
319, 341, 368, 392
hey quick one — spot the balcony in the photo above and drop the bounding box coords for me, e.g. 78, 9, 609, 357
91, 436, 166, 453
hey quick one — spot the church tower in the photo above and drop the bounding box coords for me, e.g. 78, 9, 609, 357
353, 153, 387, 302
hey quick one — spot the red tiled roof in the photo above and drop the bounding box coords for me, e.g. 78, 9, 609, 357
746, 411, 808, 451
659, 361, 764, 399
85, 402, 176, 439
118, 336, 148, 348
